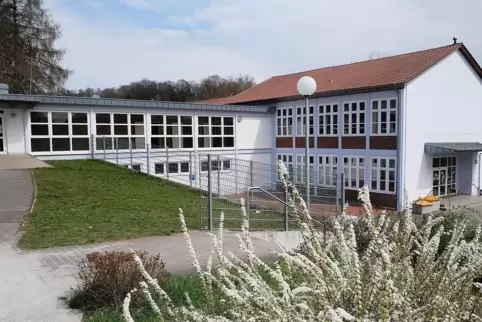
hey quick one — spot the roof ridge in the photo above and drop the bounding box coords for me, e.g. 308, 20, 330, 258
271, 43, 463, 79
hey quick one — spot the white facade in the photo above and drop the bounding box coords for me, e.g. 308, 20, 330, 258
404, 50, 482, 200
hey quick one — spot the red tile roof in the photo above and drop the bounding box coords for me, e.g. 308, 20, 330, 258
196, 43, 482, 105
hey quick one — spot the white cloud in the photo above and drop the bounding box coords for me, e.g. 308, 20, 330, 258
45, 0, 482, 90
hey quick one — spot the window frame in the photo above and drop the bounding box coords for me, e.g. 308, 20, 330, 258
318, 103, 339, 136
150, 114, 194, 150
276, 107, 293, 137
370, 157, 396, 194
295, 154, 315, 185
318, 155, 338, 187
94, 112, 146, 151
342, 101, 366, 136
200, 159, 232, 172
296, 105, 314, 136
343, 156, 365, 190
29, 110, 91, 155
197, 116, 235, 150
371, 98, 397, 136
276, 154, 294, 180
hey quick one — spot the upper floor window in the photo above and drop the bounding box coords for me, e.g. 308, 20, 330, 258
150, 115, 193, 149
372, 99, 397, 135
343, 156, 364, 189
30, 111, 90, 153
95, 113, 145, 150
319, 104, 338, 136
296, 106, 314, 136
276, 108, 293, 136
198, 116, 234, 149
371, 157, 396, 194
319, 155, 338, 187
343, 101, 365, 135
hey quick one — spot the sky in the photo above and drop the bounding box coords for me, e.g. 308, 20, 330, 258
43, 0, 482, 90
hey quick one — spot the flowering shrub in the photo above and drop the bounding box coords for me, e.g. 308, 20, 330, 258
123, 160, 482, 321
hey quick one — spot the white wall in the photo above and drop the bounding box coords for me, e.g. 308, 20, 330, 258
4, 108, 26, 154
404, 50, 482, 200
236, 115, 273, 150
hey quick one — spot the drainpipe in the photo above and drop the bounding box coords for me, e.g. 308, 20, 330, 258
395, 86, 404, 210
478, 152, 482, 196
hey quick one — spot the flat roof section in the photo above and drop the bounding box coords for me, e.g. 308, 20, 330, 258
425, 142, 482, 153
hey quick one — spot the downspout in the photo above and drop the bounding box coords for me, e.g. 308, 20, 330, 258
395, 85, 405, 210
478, 153, 482, 196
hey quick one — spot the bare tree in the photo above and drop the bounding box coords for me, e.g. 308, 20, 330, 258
367, 50, 389, 60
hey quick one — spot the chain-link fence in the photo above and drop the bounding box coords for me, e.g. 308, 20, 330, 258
92, 135, 345, 231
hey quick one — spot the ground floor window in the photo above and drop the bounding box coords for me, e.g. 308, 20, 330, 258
319, 155, 338, 187
200, 159, 231, 172
432, 156, 456, 196
296, 154, 314, 185
122, 164, 142, 172
277, 154, 294, 179
371, 157, 396, 194
343, 156, 364, 189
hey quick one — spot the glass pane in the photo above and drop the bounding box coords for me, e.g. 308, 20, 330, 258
114, 114, 128, 124
151, 137, 165, 149
52, 124, 69, 136
31, 112, 48, 123
212, 126, 222, 135
223, 136, 234, 148
224, 126, 234, 136
151, 115, 164, 124
151, 126, 163, 135
182, 137, 193, 148
114, 125, 128, 135
72, 138, 90, 151
390, 99, 397, 109
441, 158, 447, 167
96, 125, 111, 135
198, 137, 210, 148
198, 117, 209, 126
51, 112, 68, 123
96, 113, 111, 124
181, 116, 192, 125
381, 100, 387, 109
389, 182, 395, 192
433, 158, 440, 168
372, 101, 378, 110
166, 137, 180, 149
131, 125, 144, 135
130, 114, 144, 124
166, 116, 178, 124
130, 137, 146, 149
52, 138, 71, 151
31, 138, 50, 152
155, 163, 165, 174
180, 163, 189, 173
224, 117, 234, 126
72, 113, 88, 123
182, 126, 193, 135
389, 159, 396, 169
212, 137, 223, 148
31, 124, 49, 136
212, 117, 222, 125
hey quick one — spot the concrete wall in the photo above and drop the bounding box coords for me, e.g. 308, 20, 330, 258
404, 50, 482, 200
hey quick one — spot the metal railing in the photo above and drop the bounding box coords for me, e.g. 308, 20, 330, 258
92, 135, 345, 231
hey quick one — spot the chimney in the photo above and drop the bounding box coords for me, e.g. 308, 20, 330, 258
0, 84, 9, 95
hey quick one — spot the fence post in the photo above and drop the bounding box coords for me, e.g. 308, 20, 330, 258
115, 138, 119, 164
249, 160, 254, 187
217, 155, 221, 195
129, 139, 133, 168
340, 172, 345, 208
166, 146, 170, 181
91, 134, 95, 159
146, 143, 151, 175
234, 159, 238, 194
189, 151, 193, 187
207, 154, 213, 231
102, 136, 106, 160
284, 186, 289, 231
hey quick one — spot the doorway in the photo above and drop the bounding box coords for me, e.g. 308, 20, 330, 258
432, 156, 456, 196
0, 110, 5, 153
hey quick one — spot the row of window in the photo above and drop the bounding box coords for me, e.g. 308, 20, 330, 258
123, 160, 233, 175
276, 98, 397, 137
29, 111, 236, 153
277, 154, 396, 194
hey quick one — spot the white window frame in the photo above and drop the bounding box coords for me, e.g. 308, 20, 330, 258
29, 111, 91, 155
342, 101, 366, 136
150, 114, 194, 150
95, 112, 146, 151
296, 154, 314, 185
370, 157, 396, 194
200, 159, 232, 172
318, 103, 339, 136
318, 155, 338, 187
343, 156, 365, 190
123, 164, 142, 172
276, 107, 293, 137
371, 98, 397, 135
197, 116, 235, 149
296, 106, 314, 136
277, 154, 294, 179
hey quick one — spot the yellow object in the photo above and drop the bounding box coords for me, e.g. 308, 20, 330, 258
415, 200, 433, 207
423, 196, 440, 202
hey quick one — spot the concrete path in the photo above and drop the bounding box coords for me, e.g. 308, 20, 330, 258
0, 154, 51, 170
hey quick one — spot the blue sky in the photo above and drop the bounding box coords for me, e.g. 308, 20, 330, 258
44, 0, 482, 90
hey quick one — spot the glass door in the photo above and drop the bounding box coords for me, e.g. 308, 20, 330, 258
432, 156, 456, 196
0, 111, 4, 153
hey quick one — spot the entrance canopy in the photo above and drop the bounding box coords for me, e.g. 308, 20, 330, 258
425, 142, 482, 154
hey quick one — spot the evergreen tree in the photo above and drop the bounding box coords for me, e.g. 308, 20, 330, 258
0, 0, 71, 94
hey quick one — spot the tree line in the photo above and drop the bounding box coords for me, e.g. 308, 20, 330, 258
0, 0, 255, 101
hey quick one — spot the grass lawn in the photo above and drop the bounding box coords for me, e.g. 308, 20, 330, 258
19, 160, 208, 249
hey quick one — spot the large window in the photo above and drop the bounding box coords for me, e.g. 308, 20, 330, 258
276, 107, 293, 136
95, 113, 145, 150
343, 101, 365, 135
296, 154, 314, 184
372, 99, 397, 135
151, 115, 193, 149
319, 155, 338, 187
343, 156, 364, 189
277, 154, 294, 179
371, 157, 396, 194
296, 106, 314, 136
319, 104, 338, 136
30, 111, 90, 153
200, 159, 232, 172
198, 116, 234, 149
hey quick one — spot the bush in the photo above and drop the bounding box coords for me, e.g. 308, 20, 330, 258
68, 251, 170, 311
